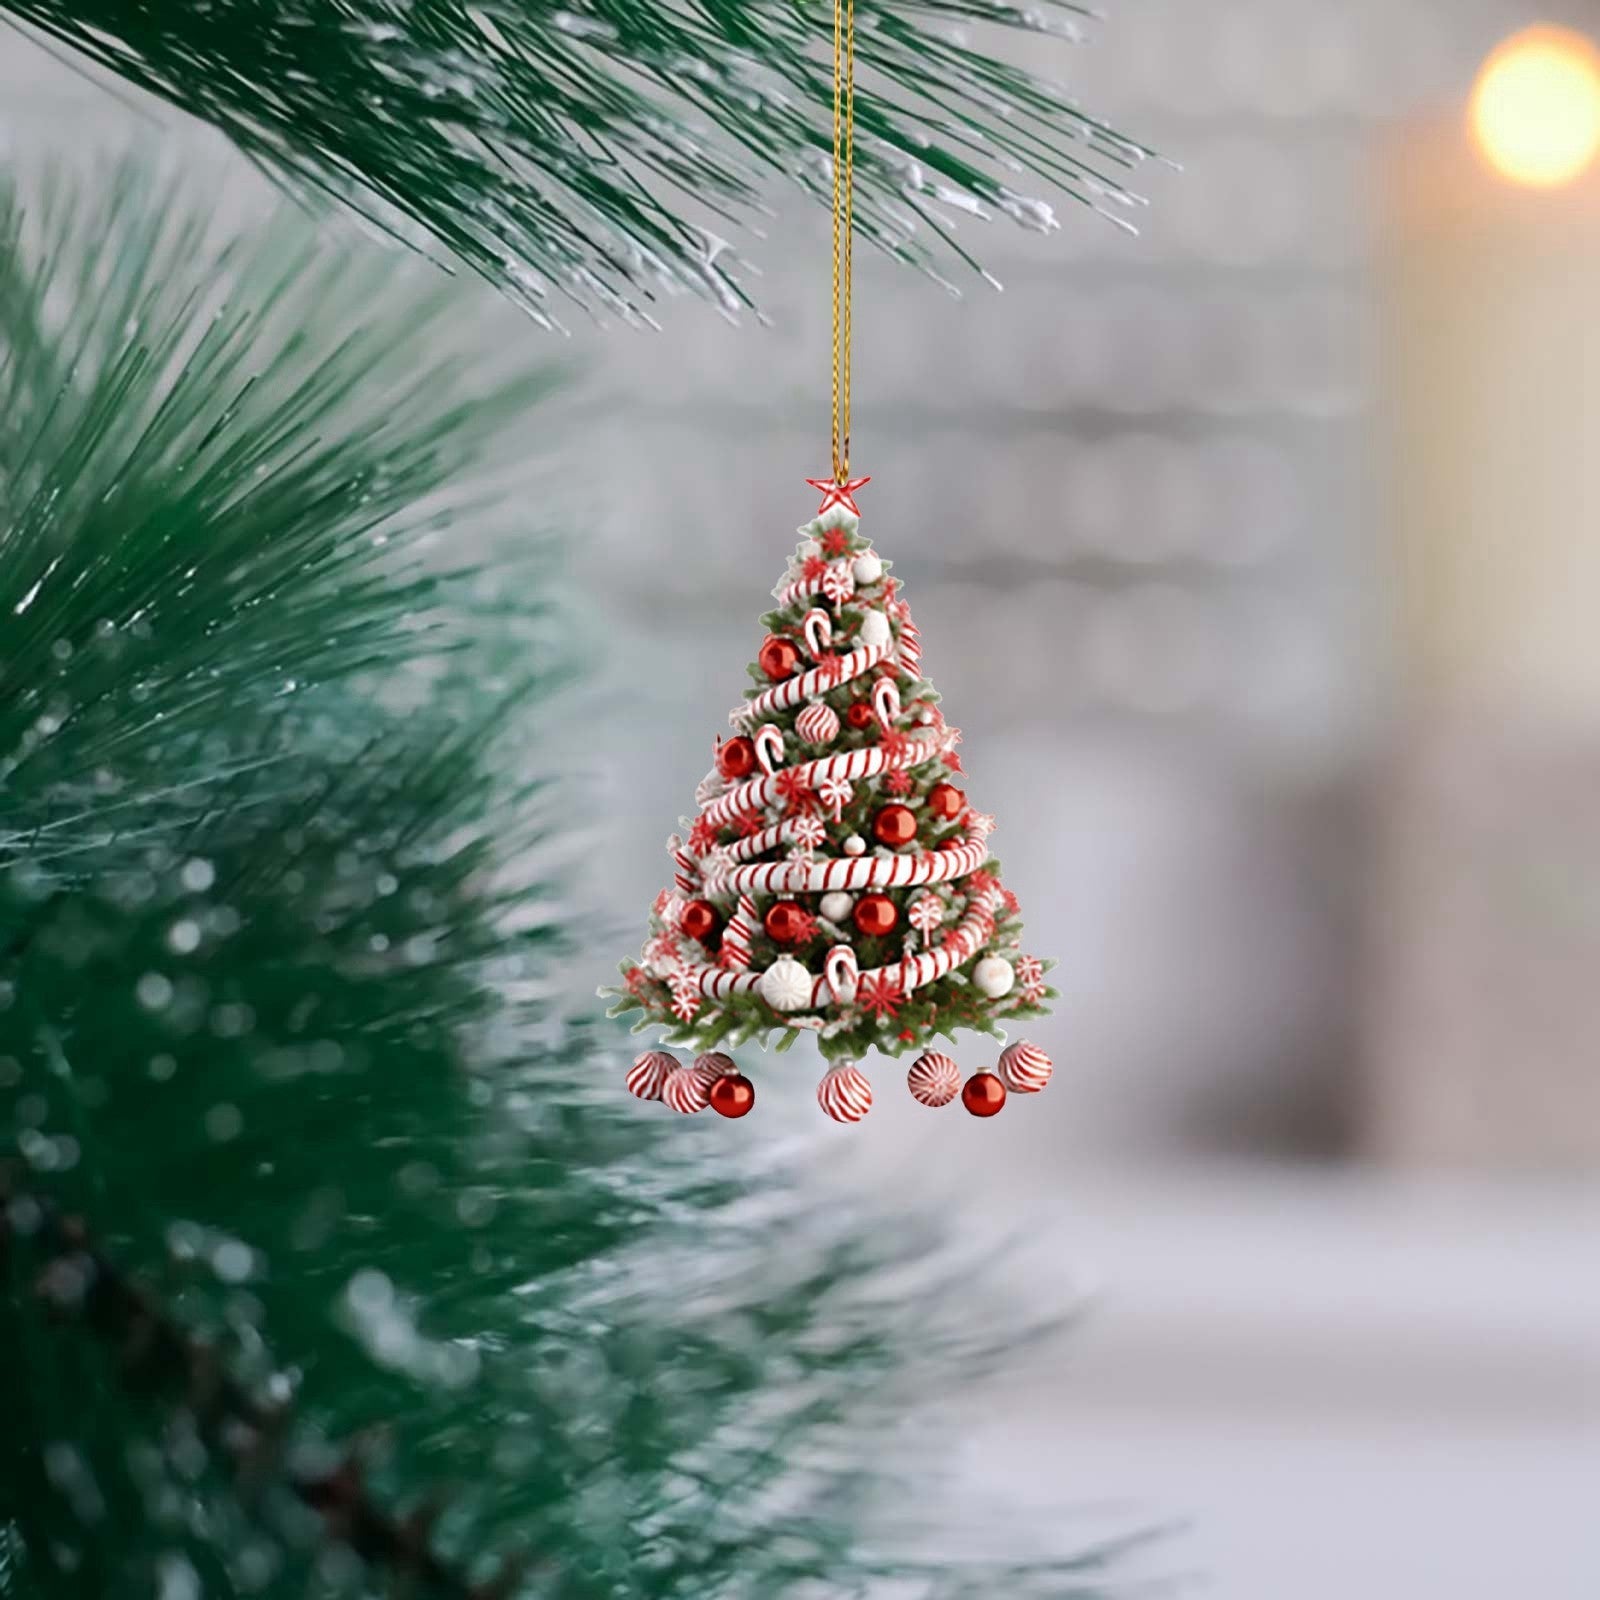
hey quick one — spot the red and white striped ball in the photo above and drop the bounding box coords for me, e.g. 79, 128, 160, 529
663, 1059, 719, 1114
627, 1050, 677, 1102
796, 700, 841, 746
694, 1051, 738, 1082
997, 1040, 1053, 1095
906, 1051, 961, 1108
817, 1064, 873, 1124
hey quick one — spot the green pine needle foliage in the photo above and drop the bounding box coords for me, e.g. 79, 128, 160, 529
0, 171, 1140, 1599
2, 1, 1153, 324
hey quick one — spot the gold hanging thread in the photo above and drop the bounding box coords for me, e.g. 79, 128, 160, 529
831, 0, 856, 485
808, 0, 868, 516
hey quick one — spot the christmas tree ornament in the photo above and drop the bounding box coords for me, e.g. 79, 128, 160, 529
907, 1052, 962, 1108
818, 1063, 874, 1124
998, 1040, 1054, 1095
606, 0, 1058, 1120
819, 890, 854, 923
663, 1058, 721, 1114
709, 1071, 757, 1118
718, 734, 758, 780
628, 1050, 678, 1102
973, 955, 1016, 998
872, 802, 919, 848
852, 893, 899, 938
962, 1072, 1008, 1118
759, 633, 802, 681
680, 898, 721, 945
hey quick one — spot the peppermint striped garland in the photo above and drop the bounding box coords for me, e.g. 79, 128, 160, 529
711, 833, 987, 897
741, 641, 890, 723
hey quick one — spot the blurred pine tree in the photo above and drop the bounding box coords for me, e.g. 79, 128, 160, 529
0, 0, 1153, 320
0, 171, 1139, 1599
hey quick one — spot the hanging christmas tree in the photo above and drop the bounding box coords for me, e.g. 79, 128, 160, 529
610, 488, 1059, 1122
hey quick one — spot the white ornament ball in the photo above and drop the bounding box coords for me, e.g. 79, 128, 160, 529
843, 835, 866, 857
972, 955, 1016, 998
818, 1064, 873, 1123
759, 955, 813, 1013
906, 1051, 961, 1108
627, 1050, 677, 1102
998, 1040, 1053, 1094
796, 700, 841, 746
857, 609, 892, 650
852, 551, 883, 585
663, 1060, 718, 1114
819, 891, 854, 924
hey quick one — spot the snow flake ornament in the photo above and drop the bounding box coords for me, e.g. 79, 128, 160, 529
601, 3, 1057, 1122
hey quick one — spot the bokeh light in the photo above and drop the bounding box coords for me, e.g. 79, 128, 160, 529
1469, 25, 1600, 188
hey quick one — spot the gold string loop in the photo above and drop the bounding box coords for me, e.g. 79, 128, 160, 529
830, 0, 856, 485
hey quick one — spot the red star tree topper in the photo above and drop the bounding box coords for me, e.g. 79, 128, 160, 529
606, 487, 1058, 1122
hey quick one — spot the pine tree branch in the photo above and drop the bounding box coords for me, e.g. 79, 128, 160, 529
1, 1175, 526, 1600
0, 0, 1155, 324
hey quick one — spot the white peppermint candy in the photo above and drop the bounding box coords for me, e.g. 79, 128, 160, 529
858, 609, 892, 650
821, 561, 855, 606
906, 1052, 961, 1108
972, 955, 1015, 998
817, 774, 854, 819
791, 814, 827, 853
694, 1050, 738, 1082
627, 1050, 677, 1102
796, 700, 841, 746
998, 1040, 1053, 1094
852, 551, 883, 585
908, 894, 945, 945
759, 955, 814, 1013
819, 891, 854, 924
818, 1063, 873, 1123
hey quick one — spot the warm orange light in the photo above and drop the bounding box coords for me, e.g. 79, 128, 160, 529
1469, 25, 1600, 188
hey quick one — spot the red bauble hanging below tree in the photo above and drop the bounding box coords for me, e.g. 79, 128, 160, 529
962, 1071, 1007, 1118
709, 1072, 756, 1118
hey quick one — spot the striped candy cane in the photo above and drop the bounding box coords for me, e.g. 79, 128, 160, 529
802, 608, 833, 659
721, 894, 758, 970
670, 835, 698, 895
872, 676, 901, 731
754, 723, 786, 778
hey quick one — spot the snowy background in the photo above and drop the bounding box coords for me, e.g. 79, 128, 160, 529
4, 2, 1596, 1596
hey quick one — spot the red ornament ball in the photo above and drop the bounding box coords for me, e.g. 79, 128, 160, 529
680, 899, 721, 944
764, 900, 810, 945
872, 803, 918, 848
718, 735, 757, 781
709, 1072, 756, 1119
926, 781, 965, 822
758, 634, 801, 681
853, 893, 898, 937
962, 1071, 1007, 1118
845, 701, 875, 730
